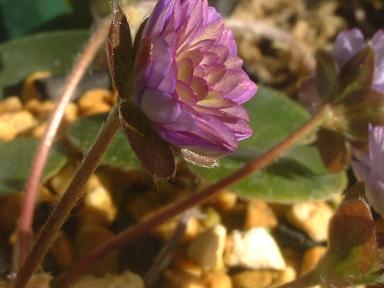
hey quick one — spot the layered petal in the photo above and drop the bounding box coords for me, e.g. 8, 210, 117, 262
132, 0, 257, 159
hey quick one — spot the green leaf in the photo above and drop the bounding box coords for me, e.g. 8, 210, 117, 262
0, 138, 67, 197
192, 87, 347, 203
66, 113, 140, 171
0, 30, 89, 99
0, 0, 72, 40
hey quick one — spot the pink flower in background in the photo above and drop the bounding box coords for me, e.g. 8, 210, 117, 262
132, 0, 257, 159
332, 28, 384, 92
352, 125, 384, 217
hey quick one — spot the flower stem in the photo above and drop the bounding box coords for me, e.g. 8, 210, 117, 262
13, 105, 121, 288
57, 105, 330, 288
16, 19, 110, 269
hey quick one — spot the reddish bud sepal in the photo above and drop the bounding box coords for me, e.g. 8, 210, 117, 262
316, 199, 382, 286
107, 7, 176, 178
339, 47, 375, 98
286, 199, 383, 287
316, 129, 351, 173
315, 49, 339, 102
107, 6, 133, 99
300, 30, 384, 170
119, 100, 176, 179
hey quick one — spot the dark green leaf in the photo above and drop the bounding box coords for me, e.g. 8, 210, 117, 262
0, 30, 89, 99
0, 0, 72, 40
191, 87, 347, 203
0, 138, 67, 196
66, 113, 140, 171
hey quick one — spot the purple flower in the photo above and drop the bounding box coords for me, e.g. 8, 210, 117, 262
132, 0, 257, 159
352, 125, 384, 216
332, 28, 384, 92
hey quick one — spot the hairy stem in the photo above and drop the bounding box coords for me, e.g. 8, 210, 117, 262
58, 105, 329, 287
16, 19, 110, 269
13, 105, 121, 288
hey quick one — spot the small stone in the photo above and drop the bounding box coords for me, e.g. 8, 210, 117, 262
232, 270, 279, 288
171, 252, 203, 277
0, 111, 37, 141
202, 207, 221, 228
203, 271, 232, 288
0, 96, 23, 114
0, 273, 52, 288
49, 164, 77, 196
213, 191, 238, 211
300, 246, 327, 275
78, 89, 112, 116
27, 273, 52, 288
225, 228, 285, 270
83, 175, 117, 224
22, 71, 51, 101
64, 102, 79, 123
244, 200, 278, 229
0, 121, 17, 142
281, 248, 302, 272
164, 269, 205, 288
73, 270, 144, 288
286, 202, 333, 242
25, 99, 54, 120
277, 264, 297, 285
187, 224, 227, 270
31, 123, 47, 138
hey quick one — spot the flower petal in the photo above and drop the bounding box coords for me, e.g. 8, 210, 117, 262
332, 28, 365, 68
140, 87, 181, 124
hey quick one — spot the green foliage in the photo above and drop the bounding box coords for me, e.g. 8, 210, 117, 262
0, 0, 72, 40
191, 87, 347, 202
0, 30, 89, 99
66, 113, 140, 171
0, 138, 67, 196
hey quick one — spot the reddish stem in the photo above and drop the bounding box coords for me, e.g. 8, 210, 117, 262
13, 105, 121, 288
16, 20, 109, 269
58, 105, 329, 288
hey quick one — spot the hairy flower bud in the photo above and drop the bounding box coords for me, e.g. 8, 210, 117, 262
352, 125, 384, 217
131, 0, 257, 163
